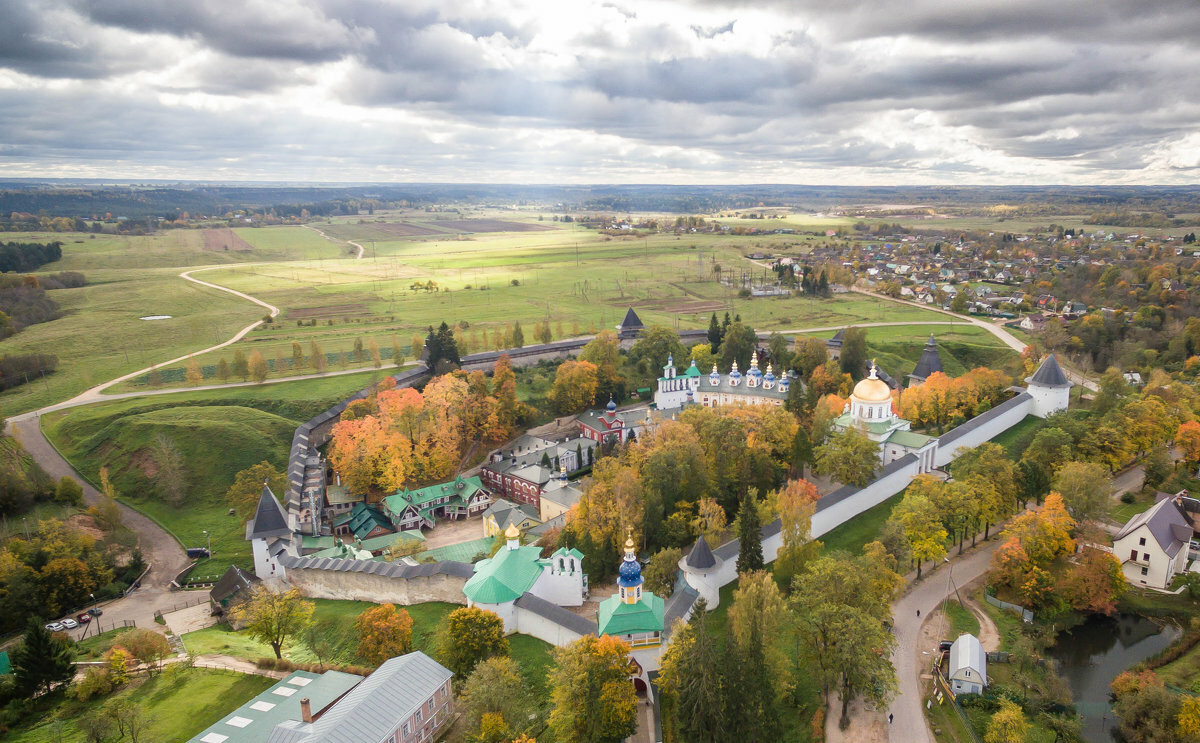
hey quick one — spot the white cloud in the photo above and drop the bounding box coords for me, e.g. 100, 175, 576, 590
0, 0, 1197, 183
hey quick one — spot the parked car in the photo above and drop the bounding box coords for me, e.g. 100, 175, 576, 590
77, 613, 91, 624
44, 622, 65, 632
88, 607, 103, 617
61, 618, 78, 630
938, 640, 954, 653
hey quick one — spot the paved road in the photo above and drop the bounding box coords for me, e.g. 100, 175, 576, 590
888, 539, 1004, 743
9, 416, 192, 631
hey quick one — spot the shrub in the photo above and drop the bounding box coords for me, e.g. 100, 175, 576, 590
1120, 492, 1136, 505
74, 667, 114, 701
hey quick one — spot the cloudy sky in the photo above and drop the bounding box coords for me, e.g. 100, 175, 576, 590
3, 0, 1200, 184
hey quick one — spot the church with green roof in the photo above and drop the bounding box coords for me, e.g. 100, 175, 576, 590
463, 524, 588, 632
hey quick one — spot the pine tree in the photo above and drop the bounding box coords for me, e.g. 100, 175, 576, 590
424, 326, 441, 364
736, 490, 764, 574
707, 312, 722, 351
435, 321, 460, 366
12, 619, 75, 696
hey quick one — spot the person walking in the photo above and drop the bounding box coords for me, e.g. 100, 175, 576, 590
916, 609, 921, 618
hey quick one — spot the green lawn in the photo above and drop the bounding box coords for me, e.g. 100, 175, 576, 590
41, 370, 403, 576
74, 626, 137, 660
943, 601, 981, 639
6, 667, 273, 742
990, 415, 1044, 460
1111, 496, 1156, 524
818, 492, 900, 555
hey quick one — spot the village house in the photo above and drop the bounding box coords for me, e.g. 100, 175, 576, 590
1113, 492, 1196, 589
948, 634, 987, 695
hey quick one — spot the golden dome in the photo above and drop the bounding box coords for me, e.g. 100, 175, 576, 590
852, 364, 893, 402
505, 523, 521, 540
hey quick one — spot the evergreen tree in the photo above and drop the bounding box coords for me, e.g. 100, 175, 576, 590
724, 624, 781, 742
817, 270, 829, 296
12, 619, 75, 696
660, 600, 725, 742
839, 326, 868, 380
424, 326, 441, 364
512, 321, 525, 348
707, 313, 723, 351
737, 490, 764, 574
435, 321, 460, 366
722, 312, 731, 331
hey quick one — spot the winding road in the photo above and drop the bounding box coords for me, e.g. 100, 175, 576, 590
304, 223, 365, 259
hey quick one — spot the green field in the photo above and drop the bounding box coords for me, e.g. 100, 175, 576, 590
6, 667, 274, 743
41, 369, 403, 575
0, 214, 974, 412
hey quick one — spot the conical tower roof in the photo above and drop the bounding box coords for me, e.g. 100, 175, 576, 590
685, 534, 717, 569
910, 334, 943, 381
246, 483, 291, 540
1027, 354, 1071, 387
618, 307, 644, 329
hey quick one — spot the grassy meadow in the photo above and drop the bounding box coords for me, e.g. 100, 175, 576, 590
0, 212, 971, 411
5, 667, 274, 743
40, 369, 405, 575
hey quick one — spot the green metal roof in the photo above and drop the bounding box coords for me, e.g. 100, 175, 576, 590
301, 535, 336, 550
553, 547, 584, 561
414, 536, 495, 564
0, 650, 9, 675
887, 430, 933, 448
357, 530, 425, 552
324, 483, 359, 505
832, 413, 900, 434
309, 541, 374, 561
597, 592, 665, 637
385, 475, 486, 514
345, 503, 394, 541
187, 669, 363, 743
682, 363, 702, 377
462, 544, 546, 604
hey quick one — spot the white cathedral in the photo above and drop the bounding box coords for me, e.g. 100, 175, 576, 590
654, 351, 790, 411
831, 363, 939, 471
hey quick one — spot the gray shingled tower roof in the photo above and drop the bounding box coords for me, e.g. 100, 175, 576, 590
910, 334, 943, 381
247, 483, 292, 540
685, 535, 717, 569
619, 307, 644, 329
1026, 354, 1071, 388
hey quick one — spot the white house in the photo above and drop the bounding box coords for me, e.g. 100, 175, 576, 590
948, 634, 987, 695
1113, 495, 1194, 589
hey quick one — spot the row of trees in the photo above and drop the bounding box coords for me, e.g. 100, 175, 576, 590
565, 404, 802, 573
328, 357, 525, 494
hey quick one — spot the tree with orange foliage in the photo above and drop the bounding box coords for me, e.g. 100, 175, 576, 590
549, 360, 599, 414
548, 634, 638, 743
1178, 420, 1200, 469
574, 458, 644, 551
378, 387, 427, 441
1058, 546, 1126, 615
773, 479, 822, 589
355, 603, 413, 666
492, 355, 520, 438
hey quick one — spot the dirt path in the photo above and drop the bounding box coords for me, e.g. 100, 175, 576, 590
304, 224, 365, 259
965, 593, 1001, 652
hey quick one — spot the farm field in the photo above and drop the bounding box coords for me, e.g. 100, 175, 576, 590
4, 213, 1002, 413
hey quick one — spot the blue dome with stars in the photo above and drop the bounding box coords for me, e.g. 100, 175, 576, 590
616, 535, 644, 588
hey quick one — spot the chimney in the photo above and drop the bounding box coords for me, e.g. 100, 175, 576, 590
301, 698, 312, 723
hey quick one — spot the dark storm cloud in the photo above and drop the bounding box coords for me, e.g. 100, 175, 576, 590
2, 0, 1199, 181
